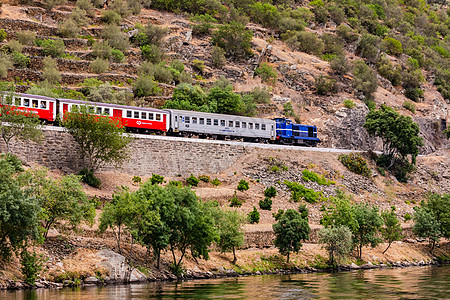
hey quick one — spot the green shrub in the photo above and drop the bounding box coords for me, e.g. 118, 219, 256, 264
12, 51, 30, 68
3, 39, 23, 53
102, 25, 130, 51
101, 10, 122, 25
229, 192, 243, 207
78, 168, 101, 188
58, 18, 80, 38
343, 99, 356, 109
186, 174, 200, 187
376, 56, 401, 86
111, 49, 125, 63
404, 212, 412, 221
382, 37, 403, 56
255, 62, 277, 85
198, 175, 210, 182
247, 207, 260, 224
133, 75, 161, 97
284, 181, 325, 203
357, 34, 380, 62
76, 0, 95, 17
211, 178, 221, 187
338, 153, 371, 177
404, 88, 424, 102
0, 53, 12, 79
249, 2, 280, 29
315, 75, 338, 95
211, 46, 226, 68
90, 58, 109, 74
0, 29, 6, 42
353, 60, 378, 100
237, 179, 249, 191
140, 44, 164, 63
42, 56, 61, 84
191, 14, 217, 36
38, 39, 65, 58
192, 59, 205, 74
336, 25, 358, 43
283, 31, 324, 56
302, 169, 335, 186
330, 55, 351, 75
259, 197, 272, 210
17, 31, 36, 46
169, 180, 183, 187
132, 176, 141, 185
264, 186, 277, 198
211, 22, 253, 59
135, 23, 168, 47
20, 250, 43, 285
92, 41, 113, 59
150, 174, 164, 185
402, 101, 416, 114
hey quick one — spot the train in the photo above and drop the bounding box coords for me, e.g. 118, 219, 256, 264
2, 92, 321, 146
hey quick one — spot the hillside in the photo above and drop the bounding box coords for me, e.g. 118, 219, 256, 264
0, 0, 449, 153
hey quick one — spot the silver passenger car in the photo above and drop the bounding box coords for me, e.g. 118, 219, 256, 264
166, 109, 276, 141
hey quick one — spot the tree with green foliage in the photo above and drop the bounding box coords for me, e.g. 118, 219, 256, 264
364, 104, 423, 168
273, 209, 310, 263
318, 225, 352, 267
207, 86, 243, 115
353, 60, 378, 100
0, 154, 41, 261
20, 249, 43, 284
0, 83, 43, 153
247, 207, 260, 224
380, 208, 402, 254
211, 21, 253, 59
35, 173, 95, 239
150, 173, 164, 185
162, 83, 209, 112
237, 179, 249, 191
62, 105, 132, 173
215, 210, 245, 264
352, 203, 383, 259
320, 190, 356, 231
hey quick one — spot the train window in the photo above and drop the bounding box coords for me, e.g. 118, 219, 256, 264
133, 111, 139, 118
220, 120, 225, 126
199, 118, 205, 125
14, 98, 21, 106
127, 110, 132, 118
214, 119, 218, 126
104, 108, 110, 115
255, 123, 260, 130
141, 112, 147, 119
192, 117, 197, 124
185, 116, 190, 123
249, 123, 253, 129
88, 106, 95, 114
156, 114, 161, 121
242, 122, 246, 128
40, 101, 47, 109
261, 124, 266, 130
96, 107, 102, 115
24, 98, 30, 107
149, 113, 154, 120
229, 121, 233, 127
236, 121, 240, 128
32, 100, 38, 108
206, 118, 211, 125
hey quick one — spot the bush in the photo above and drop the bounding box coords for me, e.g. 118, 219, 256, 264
102, 25, 130, 51
302, 169, 335, 186
336, 25, 358, 43
255, 62, 277, 85
192, 59, 205, 74
43, 0, 64, 10
58, 19, 81, 38
315, 75, 338, 95
186, 174, 200, 187
90, 58, 109, 74
111, 49, 125, 63
237, 179, 249, 191
376, 56, 401, 86
259, 197, 272, 210
264, 186, 277, 198
17, 31, 36, 46
284, 181, 325, 203
249, 2, 280, 29
198, 175, 210, 183
12, 51, 30, 68
247, 207, 260, 224
42, 56, 61, 84
20, 250, 43, 285
211, 46, 226, 68
330, 55, 351, 75
92, 41, 113, 59
108, 0, 130, 17
152, 63, 173, 84
140, 44, 164, 63
0, 29, 6, 42
150, 174, 164, 185
357, 34, 380, 62
3, 39, 24, 53
38, 39, 65, 58
343, 99, 356, 109
283, 31, 324, 56
249, 86, 271, 104
101, 10, 122, 25
382, 37, 403, 56
338, 153, 371, 177
78, 168, 101, 188
135, 23, 168, 47
0, 53, 12, 79
76, 0, 95, 17
211, 22, 253, 59
404, 88, 424, 102
191, 14, 217, 36
211, 178, 221, 187
133, 75, 161, 97
403, 101, 416, 114
132, 176, 141, 185
229, 192, 244, 207
404, 212, 412, 221
353, 60, 378, 100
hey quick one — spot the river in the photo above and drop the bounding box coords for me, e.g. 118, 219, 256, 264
2, 265, 449, 299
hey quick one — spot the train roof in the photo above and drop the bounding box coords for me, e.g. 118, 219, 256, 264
166, 109, 275, 123
58, 98, 167, 113
3, 92, 56, 101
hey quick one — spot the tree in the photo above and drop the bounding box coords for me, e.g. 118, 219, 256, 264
162, 83, 209, 112
380, 208, 402, 254
215, 210, 245, 264
353, 60, 378, 100
320, 190, 357, 231
0, 83, 43, 153
0, 154, 41, 261
211, 22, 253, 59
413, 207, 442, 254
207, 86, 243, 115
36, 173, 95, 239
352, 203, 383, 259
62, 105, 132, 172
364, 104, 423, 167
273, 209, 310, 263
318, 225, 352, 267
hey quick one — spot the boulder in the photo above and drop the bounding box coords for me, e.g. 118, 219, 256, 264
84, 276, 99, 284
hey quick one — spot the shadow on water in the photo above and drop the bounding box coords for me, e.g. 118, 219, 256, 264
2, 265, 449, 300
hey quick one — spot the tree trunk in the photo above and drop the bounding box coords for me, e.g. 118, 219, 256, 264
232, 247, 237, 264
430, 240, 436, 255
382, 242, 392, 254
287, 252, 290, 263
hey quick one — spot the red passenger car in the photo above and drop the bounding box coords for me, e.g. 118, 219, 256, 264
1, 93, 57, 122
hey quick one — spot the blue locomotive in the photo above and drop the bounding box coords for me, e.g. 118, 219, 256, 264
274, 118, 320, 146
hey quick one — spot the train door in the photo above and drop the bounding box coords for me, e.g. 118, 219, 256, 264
49, 101, 55, 121
113, 109, 122, 125
271, 124, 275, 140
308, 127, 314, 137
174, 113, 179, 132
